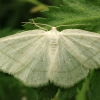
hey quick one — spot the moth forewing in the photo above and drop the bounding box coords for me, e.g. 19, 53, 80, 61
0, 27, 100, 88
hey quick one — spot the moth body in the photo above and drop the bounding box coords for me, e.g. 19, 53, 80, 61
47, 27, 59, 61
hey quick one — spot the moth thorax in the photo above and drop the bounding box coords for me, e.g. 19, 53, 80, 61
49, 32, 59, 45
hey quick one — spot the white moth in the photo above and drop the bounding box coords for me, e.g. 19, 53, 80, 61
0, 27, 100, 88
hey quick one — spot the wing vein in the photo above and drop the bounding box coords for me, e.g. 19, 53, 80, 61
60, 36, 84, 66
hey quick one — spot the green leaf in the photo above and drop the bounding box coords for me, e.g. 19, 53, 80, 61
37, 84, 58, 100
0, 72, 38, 100
90, 69, 100, 100
0, 28, 19, 38
58, 80, 84, 100
23, 0, 100, 32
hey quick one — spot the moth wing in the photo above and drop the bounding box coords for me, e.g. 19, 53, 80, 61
61, 29, 100, 69
48, 37, 89, 88
0, 30, 49, 86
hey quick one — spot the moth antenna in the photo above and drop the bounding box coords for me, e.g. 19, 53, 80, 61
22, 19, 53, 31
31, 19, 48, 31
56, 24, 85, 28
31, 19, 53, 28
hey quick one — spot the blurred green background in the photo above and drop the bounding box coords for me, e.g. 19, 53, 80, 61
0, 0, 61, 100
0, 0, 62, 30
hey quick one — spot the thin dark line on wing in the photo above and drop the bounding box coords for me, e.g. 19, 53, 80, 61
26, 37, 48, 81
0, 36, 45, 70
14, 36, 47, 75
66, 36, 99, 51
0, 49, 25, 66
59, 40, 75, 71
3, 36, 44, 53
82, 49, 100, 65
60, 35, 84, 65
